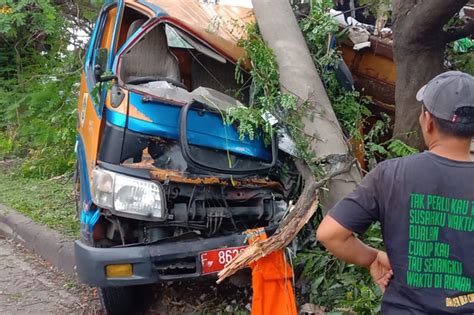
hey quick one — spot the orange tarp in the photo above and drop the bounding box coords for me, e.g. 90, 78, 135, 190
246, 229, 297, 315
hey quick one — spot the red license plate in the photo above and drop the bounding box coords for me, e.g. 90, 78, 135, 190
200, 246, 247, 275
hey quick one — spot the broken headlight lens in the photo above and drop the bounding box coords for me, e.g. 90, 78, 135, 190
92, 168, 165, 221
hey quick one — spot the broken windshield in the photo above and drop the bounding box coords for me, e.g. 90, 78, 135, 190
116, 21, 274, 174
118, 21, 251, 104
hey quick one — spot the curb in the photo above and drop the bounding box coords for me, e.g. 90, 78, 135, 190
0, 204, 76, 276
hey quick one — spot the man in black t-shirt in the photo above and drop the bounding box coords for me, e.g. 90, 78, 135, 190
317, 71, 474, 314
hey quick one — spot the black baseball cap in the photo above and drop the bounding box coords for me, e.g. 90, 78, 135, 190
416, 71, 474, 123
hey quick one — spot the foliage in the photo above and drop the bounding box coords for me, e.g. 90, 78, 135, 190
300, 0, 340, 69
358, 0, 391, 16
300, 0, 373, 149
228, 23, 278, 144
445, 14, 474, 75
297, 0, 375, 157
385, 139, 419, 157
447, 40, 474, 75
0, 161, 79, 237
0, 0, 96, 178
364, 114, 419, 169
230, 7, 375, 176
296, 223, 384, 314
231, 23, 324, 174
450, 52, 474, 75
236, 23, 280, 103
301, 0, 419, 165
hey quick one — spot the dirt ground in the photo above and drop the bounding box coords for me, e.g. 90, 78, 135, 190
0, 236, 101, 314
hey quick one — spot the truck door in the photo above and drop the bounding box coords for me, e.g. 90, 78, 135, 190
76, 1, 124, 218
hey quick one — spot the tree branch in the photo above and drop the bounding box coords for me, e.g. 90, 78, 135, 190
411, 0, 468, 29
53, 0, 99, 24
444, 19, 474, 42
394, 0, 469, 41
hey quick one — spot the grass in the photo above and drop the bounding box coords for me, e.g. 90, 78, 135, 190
0, 160, 79, 238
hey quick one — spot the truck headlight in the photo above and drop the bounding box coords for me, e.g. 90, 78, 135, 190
91, 168, 165, 221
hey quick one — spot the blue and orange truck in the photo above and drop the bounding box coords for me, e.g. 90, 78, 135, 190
74, 1, 299, 313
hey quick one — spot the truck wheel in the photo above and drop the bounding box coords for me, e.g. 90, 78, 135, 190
98, 286, 135, 315
99, 285, 153, 315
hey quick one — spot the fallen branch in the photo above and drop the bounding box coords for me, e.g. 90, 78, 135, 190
217, 159, 356, 283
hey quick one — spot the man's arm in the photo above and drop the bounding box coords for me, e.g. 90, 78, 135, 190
317, 215, 378, 267
317, 215, 393, 291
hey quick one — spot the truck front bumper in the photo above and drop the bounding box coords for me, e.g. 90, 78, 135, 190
75, 233, 247, 287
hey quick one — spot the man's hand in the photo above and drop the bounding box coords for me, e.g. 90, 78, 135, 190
369, 251, 393, 293
317, 216, 394, 293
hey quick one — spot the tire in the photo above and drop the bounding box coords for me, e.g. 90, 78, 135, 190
98, 286, 135, 315
99, 285, 154, 315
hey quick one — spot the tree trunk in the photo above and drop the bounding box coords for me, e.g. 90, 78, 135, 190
392, 41, 445, 149
392, 0, 470, 149
252, 0, 361, 210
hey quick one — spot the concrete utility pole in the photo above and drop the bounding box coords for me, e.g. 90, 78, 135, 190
252, 0, 361, 210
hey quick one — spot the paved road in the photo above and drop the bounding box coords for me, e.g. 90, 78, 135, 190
0, 236, 99, 315
0, 234, 251, 314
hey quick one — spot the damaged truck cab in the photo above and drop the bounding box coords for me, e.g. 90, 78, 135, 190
75, 0, 298, 312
